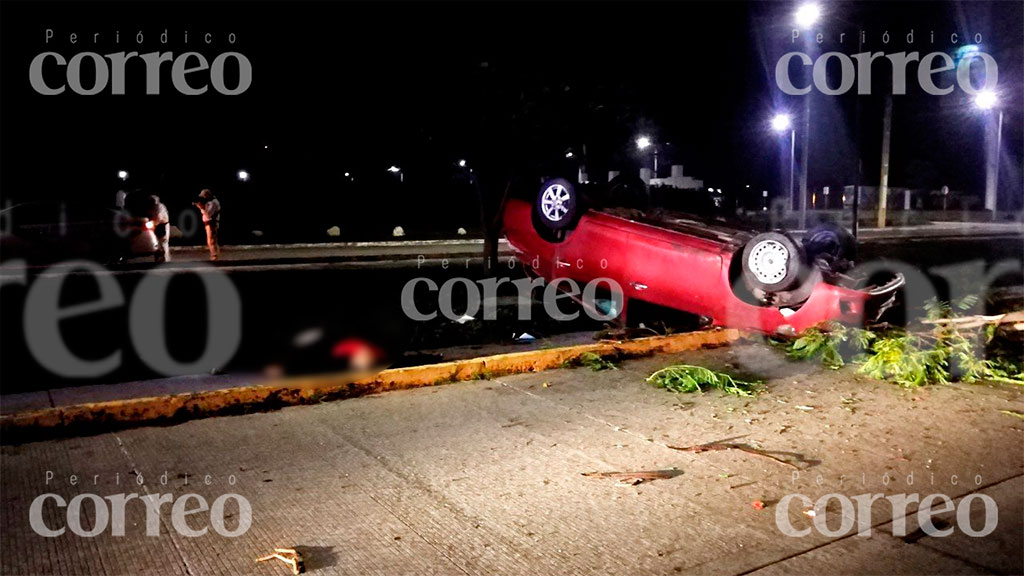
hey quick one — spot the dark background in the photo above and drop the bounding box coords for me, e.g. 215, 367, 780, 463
1, 1, 1022, 242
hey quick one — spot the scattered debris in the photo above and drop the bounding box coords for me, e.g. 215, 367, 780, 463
751, 500, 765, 511
666, 440, 813, 469
802, 508, 816, 518
256, 548, 305, 574
453, 314, 476, 325
1000, 410, 1024, 421
582, 469, 682, 485
326, 226, 340, 237
794, 405, 815, 411
564, 352, 617, 371
392, 226, 405, 237
647, 365, 760, 397
514, 332, 536, 342
542, 382, 551, 388
457, 227, 468, 236
774, 297, 1024, 387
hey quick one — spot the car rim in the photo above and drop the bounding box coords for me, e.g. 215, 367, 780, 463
540, 184, 571, 222
748, 240, 790, 285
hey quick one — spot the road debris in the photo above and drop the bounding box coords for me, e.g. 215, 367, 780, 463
1000, 410, 1024, 421
647, 364, 760, 397
582, 469, 682, 485
751, 500, 765, 511
565, 352, 618, 371
256, 548, 305, 574
666, 440, 812, 469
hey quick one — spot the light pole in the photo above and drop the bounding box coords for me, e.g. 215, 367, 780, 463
772, 113, 796, 216
636, 135, 657, 176
794, 3, 820, 230
975, 90, 1002, 218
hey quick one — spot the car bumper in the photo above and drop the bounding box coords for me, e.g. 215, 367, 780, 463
715, 272, 906, 335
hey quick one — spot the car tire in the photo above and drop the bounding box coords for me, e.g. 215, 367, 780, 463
532, 178, 581, 241
741, 231, 805, 293
804, 222, 856, 273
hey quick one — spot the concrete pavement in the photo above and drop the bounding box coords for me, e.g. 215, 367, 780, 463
2, 342, 1021, 575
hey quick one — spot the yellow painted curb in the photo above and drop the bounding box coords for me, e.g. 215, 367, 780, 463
1, 328, 739, 441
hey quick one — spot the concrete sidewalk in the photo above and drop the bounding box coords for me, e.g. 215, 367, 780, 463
2, 342, 1021, 575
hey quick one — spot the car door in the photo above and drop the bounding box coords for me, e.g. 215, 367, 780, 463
624, 225, 725, 320
553, 212, 632, 315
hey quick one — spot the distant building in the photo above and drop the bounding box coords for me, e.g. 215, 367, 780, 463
842, 185, 977, 210
646, 165, 704, 190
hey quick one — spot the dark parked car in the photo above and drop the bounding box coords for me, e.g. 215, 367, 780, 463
0, 202, 158, 265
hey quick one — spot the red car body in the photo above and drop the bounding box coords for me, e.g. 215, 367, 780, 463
503, 198, 901, 334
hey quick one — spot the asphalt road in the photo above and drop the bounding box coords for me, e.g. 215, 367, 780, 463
1, 233, 1021, 393
2, 343, 1021, 575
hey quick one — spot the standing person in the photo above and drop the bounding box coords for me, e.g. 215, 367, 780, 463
148, 195, 170, 262
193, 189, 221, 261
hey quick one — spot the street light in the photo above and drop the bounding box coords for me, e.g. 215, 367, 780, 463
117, 170, 129, 181
795, 3, 821, 28
458, 159, 467, 167
975, 90, 997, 110
635, 135, 659, 175
237, 170, 250, 182
388, 165, 403, 183
772, 113, 796, 216
974, 90, 1002, 216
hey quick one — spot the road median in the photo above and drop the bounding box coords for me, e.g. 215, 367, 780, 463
0, 328, 739, 443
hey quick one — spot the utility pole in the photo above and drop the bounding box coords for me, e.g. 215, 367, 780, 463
876, 96, 892, 229
984, 109, 1003, 220
799, 95, 810, 229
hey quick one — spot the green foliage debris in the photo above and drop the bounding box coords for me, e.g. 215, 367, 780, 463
564, 352, 618, 371
775, 296, 1024, 388
647, 365, 760, 397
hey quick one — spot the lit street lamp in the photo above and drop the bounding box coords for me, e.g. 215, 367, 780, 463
458, 159, 467, 167
237, 170, 250, 182
795, 3, 821, 28
636, 135, 658, 175
771, 113, 796, 216
974, 90, 1002, 216
117, 170, 129, 181
388, 165, 404, 183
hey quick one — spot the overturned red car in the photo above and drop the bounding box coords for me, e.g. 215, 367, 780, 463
502, 178, 904, 335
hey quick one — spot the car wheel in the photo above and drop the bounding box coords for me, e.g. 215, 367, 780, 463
534, 178, 578, 232
741, 231, 805, 293
804, 222, 856, 273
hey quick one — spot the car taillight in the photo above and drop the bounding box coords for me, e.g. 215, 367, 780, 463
145, 220, 154, 230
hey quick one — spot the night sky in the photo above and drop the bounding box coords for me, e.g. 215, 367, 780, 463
1, 1, 1021, 236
